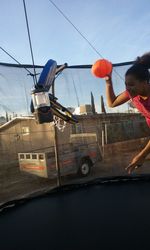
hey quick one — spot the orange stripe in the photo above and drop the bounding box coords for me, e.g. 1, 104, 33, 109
89, 152, 97, 157
63, 159, 73, 165
21, 165, 45, 170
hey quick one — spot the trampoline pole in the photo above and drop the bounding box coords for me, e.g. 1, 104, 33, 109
102, 129, 105, 158
52, 82, 61, 187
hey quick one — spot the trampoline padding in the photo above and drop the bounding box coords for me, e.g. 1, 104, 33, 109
0, 180, 150, 250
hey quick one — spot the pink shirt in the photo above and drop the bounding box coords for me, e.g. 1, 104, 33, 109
125, 90, 150, 128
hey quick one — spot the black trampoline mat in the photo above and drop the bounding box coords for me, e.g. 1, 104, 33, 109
0, 179, 150, 250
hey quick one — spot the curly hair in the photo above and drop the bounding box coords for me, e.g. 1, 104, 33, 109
125, 52, 150, 82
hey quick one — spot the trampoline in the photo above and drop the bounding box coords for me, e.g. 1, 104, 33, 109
0, 176, 150, 250
1, 2, 150, 250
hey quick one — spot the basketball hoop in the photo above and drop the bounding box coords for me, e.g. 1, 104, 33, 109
53, 115, 67, 132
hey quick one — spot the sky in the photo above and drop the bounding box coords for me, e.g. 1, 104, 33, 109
0, 0, 150, 115
1, 0, 150, 66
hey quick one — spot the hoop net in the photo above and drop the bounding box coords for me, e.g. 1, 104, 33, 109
53, 115, 67, 132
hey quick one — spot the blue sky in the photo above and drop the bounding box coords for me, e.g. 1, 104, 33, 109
0, 0, 150, 115
1, 0, 150, 66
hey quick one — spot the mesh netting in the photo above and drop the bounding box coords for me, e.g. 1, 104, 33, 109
0, 62, 150, 206
0, 62, 132, 116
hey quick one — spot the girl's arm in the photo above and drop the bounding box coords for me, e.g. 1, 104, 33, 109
105, 76, 130, 107
126, 140, 150, 174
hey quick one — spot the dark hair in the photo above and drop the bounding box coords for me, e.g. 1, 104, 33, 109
125, 52, 150, 82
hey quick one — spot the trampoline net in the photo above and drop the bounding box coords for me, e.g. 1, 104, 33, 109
0, 62, 150, 206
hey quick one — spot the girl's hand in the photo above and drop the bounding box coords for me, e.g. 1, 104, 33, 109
125, 153, 146, 174
105, 75, 112, 81
105, 70, 112, 81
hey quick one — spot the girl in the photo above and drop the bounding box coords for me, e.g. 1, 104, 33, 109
105, 52, 150, 174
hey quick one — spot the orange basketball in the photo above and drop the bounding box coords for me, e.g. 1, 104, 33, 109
91, 59, 112, 78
